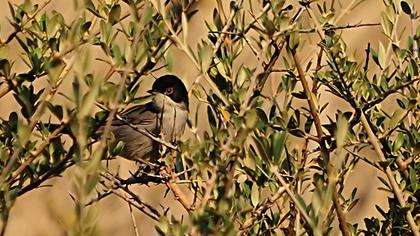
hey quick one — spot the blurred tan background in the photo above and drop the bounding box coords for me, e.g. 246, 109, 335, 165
0, 0, 418, 235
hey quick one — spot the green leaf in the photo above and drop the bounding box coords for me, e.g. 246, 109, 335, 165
165, 49, 174, 72
304, 117, 314, 133
242, 182, 251, 197
0, 59, 11, 78
142, 5, 154, 25
199, 44, 212, 72
245, 109, 258, 129
288, 31, 300, 50
84, 0, 96, 13
396, 98, 408, 109
388, 109, 404, 131
393, 132, 405, 153
370, 48, 380, 67
295, 194, 309, 213
408, 59, 418, 77
391, 43, 406, 59
112, 45, 124, 65
252, 136, 270, 163
17, 122, 31, 147
414, 142, 420, 156
100, 20, 113, 45
271, 132, 287, 162
256, 108, 268, 124
409, 166, 418, 191
289, 129, 305, 138
8, 2, 15, 19
262, 17, 275, 36
108, 4, 121, 25
251, 183, 259, 207
112, 141, 125, 156
291, 91, 307, 99
381, 12, 393, 37
378, 42, 386, 68
377, 176, 391, 189
22, 0, 32, 13
181, 11, 188, 45
46, 58, 65, 83
336, 114, 348, 149
14, 85, 44, 119
47, 103, 64, 120
128, 21, 135, 37
82, 21, 92, 33
47, 13, 63, 37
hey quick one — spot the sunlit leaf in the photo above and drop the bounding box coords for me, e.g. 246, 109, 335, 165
251, 183, 259, 207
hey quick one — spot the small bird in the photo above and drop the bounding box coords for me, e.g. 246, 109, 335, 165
108, 74, 189, 162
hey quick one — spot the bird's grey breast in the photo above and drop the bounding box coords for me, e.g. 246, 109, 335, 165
151, 93, 188, 142
160, 103, 188, 142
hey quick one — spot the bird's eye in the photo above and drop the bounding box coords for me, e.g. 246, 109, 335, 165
165, 87, 174, 95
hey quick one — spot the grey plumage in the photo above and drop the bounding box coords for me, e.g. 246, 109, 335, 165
108, 75, 189, 162
110, 103, 161, 161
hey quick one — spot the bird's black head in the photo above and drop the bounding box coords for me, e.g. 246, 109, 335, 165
151, 74, 189, 105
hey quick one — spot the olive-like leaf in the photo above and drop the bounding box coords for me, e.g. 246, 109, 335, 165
199, 44, 213, 72
109, 4, 121, 25
251, 183, 259, 207
400, 1, 412, 15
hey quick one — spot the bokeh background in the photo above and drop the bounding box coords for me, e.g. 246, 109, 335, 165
0, 0, 418, 235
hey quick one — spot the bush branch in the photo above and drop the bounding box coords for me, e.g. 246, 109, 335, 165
360, 113, 420, 235
291, 48, 350, 235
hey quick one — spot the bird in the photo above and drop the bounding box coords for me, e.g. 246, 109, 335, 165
107, 74, 189, 162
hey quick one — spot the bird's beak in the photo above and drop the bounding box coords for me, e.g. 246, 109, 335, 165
147, 89, 155, 94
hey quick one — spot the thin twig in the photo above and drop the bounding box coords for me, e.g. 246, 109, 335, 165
213, 7, 238, 54
0, 214, 8, 236
197, 170, 217, 211
360, 113, 420, 235
215, 0, 226, 23
160, 152, 194, 211
151, 0, 229, 107
2, 0, 53, 44
18, 151, 74, 196
128, 202, 140, 236
291, 50, 323, 139
232, 4, 270, 43
239, 186, 287, 231
297, 23, 380, 34
0, 56, 75, 183
101, 172, 161, 221
363, 77, 420, 109
11, 122, 67, 179
363, 43, 371, 73
332, 0, 364, 25
271, 166, 312, 228
304, 6, 325, 38
111, 188, 160, 222
291, 45, 350, 235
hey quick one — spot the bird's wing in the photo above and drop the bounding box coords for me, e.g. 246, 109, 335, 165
112, 103, 159, 127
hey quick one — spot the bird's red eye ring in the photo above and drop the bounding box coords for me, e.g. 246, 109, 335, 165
165, 87, 174, 95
